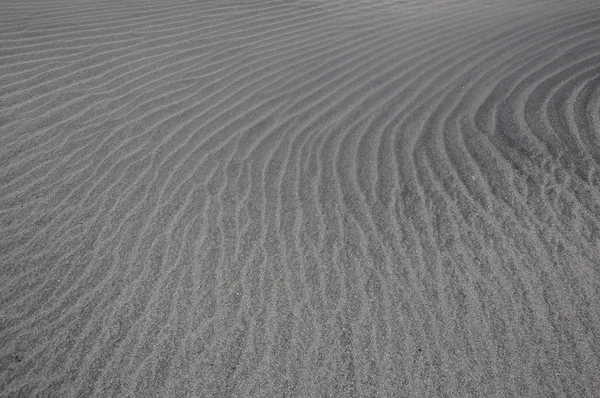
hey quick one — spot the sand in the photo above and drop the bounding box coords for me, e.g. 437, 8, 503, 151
1, 0, 600, 396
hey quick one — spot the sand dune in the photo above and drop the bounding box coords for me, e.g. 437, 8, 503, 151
1, 0, 600, 396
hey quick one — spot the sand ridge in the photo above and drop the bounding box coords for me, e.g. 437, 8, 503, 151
1, 0, 600, 396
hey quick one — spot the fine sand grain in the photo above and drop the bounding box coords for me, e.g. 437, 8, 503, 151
1, 0, 600, 396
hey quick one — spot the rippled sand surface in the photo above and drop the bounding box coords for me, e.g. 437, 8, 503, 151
1, 1, 600, 396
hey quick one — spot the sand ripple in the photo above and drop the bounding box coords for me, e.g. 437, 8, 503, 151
1, 1, 600, 396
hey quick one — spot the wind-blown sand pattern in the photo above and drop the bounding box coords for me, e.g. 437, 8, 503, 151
1, 0, 600, 396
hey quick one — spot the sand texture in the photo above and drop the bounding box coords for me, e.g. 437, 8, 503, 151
1, 0, 600, 396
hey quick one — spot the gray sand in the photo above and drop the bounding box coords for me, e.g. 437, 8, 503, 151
1, 0, 600, 396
